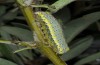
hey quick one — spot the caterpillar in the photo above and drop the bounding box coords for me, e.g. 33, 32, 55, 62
35, 11, 69, 54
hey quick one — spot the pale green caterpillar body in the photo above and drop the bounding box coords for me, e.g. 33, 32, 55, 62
35, 11, 69, 54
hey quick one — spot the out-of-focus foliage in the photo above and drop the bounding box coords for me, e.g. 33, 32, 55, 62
0, 58, 18, 65
0, 0, 100, 65
74, 52, 100, 65
61, 36, 93, 61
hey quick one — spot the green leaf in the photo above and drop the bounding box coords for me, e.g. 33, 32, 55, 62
61, 36, 93, 61
50, 0, 75, 13
0, 29, 12, 40
74, 52, 100, 65
11, 22, 29, 29
0, 6, 6, 17
0, 44, 24, 65
1, 26, 33, 41
0, 58, 18, 65
64, 12, 100, 44
2, 10, 17, 21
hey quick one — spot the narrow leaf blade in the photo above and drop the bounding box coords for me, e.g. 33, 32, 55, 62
61, 36, 93, 61
74, 52, 100, 65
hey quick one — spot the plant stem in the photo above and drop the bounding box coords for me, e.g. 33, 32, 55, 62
16, 1, 67, 65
